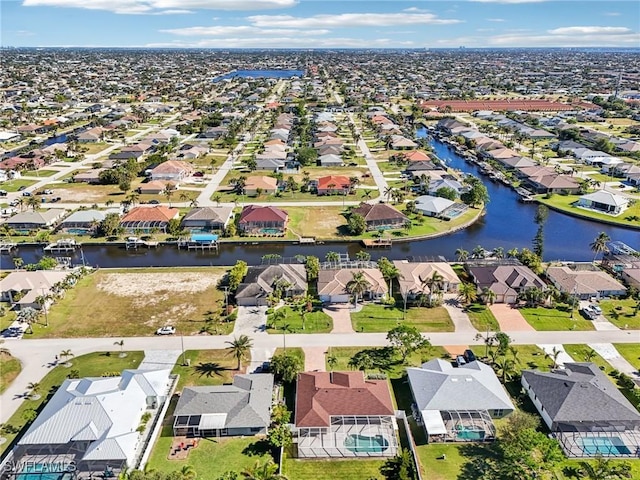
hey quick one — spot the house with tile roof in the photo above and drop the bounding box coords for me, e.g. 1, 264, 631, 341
317, 175, 351, 196
407, 359, 514, 442
522, 363, 640, 457
238, 205, 288, 236
173, 374, 274, 438
244, 175, 278, 196
317, 268, 387, 304
350, 203, 409, 231
150, 160, 194, 182
545, 264, 626, 300
180, 206, 233, 232
467, 264, 545, 304
294, 371, 398, 458
393, 261, 460, 303
14, 369, 172, 476
119, 206, 179, 233
1, 270, 72, 310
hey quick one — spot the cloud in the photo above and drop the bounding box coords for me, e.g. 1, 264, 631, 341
151, 9, 193, 15
604, 12, 621, 16
489, 25, 640, 46
161, 25, 329, 36
403, 7, 430, 13
487, 18, 505, 22
548, 26, 631, 35
247, 13, 462, 28
22, 0, 297, 14
15, 30, 36, 36
145, 36, 415, 49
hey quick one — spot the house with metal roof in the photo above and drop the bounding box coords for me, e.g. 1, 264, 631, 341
14, 369, 172, 476
407, 359, 514, 443
577, 190, 629, 216
522, 363, 640, 458
173, 374, 274, 438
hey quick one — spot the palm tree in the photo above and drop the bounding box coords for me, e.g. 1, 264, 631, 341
471, 245, 486, 259
590, 232, 611, 263
27, 382, 41, 400
241, 460, 287, 480
421, 271, 444, 307
583, 348, 597, 362
59, 349, 74, 366
126, 191, 139, 207
492, 246, 504, 259
163, 184, 175, 207
114, 339, 126, 358
507, 247, 519, 258
13, 257, 24, 270
346, 271, 372, 308
547, 346, 562, 369
455, 248, 469, 262
382, 264, 402, 297
480, 287, 497, 305
495, 356, 516, 382
325, 251, 340, 263
457, 282, 478, 305
226, 335, 253, 371
179, 465, 197, 480
577, 456, 632, 480
27, 196, 39, 211
212, 193, 222, 206
327, 353, 338, 371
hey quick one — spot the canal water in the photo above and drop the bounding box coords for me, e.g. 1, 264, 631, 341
3, 131, 637, 268
213, 70, 305, 82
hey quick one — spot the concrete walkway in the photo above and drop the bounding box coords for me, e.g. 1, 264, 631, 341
490, 304, 535, 331
325, 304, 355, 333
442, 295, 477, 333
303, 347, 327, 372
537, 344, 574, 367
588, 343, 639, 377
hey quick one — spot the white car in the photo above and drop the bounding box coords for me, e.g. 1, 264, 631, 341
589, 304, 602, 315
156, 326, 176, 335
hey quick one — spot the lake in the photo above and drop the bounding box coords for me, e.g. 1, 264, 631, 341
213, 69, 305, 82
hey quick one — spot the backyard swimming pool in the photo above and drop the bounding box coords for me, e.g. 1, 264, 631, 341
344, 434, 389, 454
456, 424, 485, 441
579, 437, 631, 456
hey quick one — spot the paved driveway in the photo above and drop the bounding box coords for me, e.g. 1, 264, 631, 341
588, 343, 638, 377
303, 347, 327, 372
443, 295, 477, 333
324, 304, 355, 333
490, 304, 535, 331
233, 306, 268, 335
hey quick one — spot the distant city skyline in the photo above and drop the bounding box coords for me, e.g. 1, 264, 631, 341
2, 0, 639, 49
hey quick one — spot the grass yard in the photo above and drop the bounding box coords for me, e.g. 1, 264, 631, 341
0, 351, 143, 455
613, 343, 640, 370
0, 351, 21, 394
0, 179, 38, 192
82, 142, 110, 154
563, 344, 613, 372
286, 206, 347, 239
22, 169, 60, 177
519, 306, 595, 331
600, 298, 640, 329
266, 305, 333, 334
465, 304, 500, 331
282, 454, 385, 480
537, 194, 640, 229
34, 267, 228, 338
350, 303, 454, 333
416, 443, 469, 480
171, 349, 243, 391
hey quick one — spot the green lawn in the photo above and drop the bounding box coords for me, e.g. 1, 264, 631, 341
282, 453, 385, 480
600, 298, 640, 329
0, 351, 143, 455
22, 169, 59, 177
171, 349, 243, 391
465, 304, 500, 331
266, 305, 333, 334
519, 306, 595, 331
563, 344, 613, 372
537, 194, 640, 229
0, 351, 21, 394
416, 443, 469, 480
613, 343, 640, 370
350, 303, 454, 332
0, 179, 38, 192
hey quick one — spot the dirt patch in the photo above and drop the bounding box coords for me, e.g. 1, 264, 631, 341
98, 272, 221, 298
55, 188, 106, 202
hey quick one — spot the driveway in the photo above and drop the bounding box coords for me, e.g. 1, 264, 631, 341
537, 344, 574, 367
324, 304, 355, 333
443, 295, 477, 333
303, 347, 327, 372
248, 346, 276, 374
588, 343, 638, 377
233, 306, 268, 335
490, 304, 535, 331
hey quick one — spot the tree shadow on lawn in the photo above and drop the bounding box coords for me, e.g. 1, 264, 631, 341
194, 362, 227, 378
456, 443, 500, 480
242, 439, 273, 457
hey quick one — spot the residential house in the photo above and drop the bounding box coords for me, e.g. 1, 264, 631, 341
294, 371, 398, 458
4, 209, 66, 231
577, 191, 629, 215
407, 359, 514, 442
317, 268, 387, 303
173, 374, 274, 437
350, 203, 409, 231
404, 151, 432, 162
428, 178, 465, 196
244, 176, 278, 196
1, 270, 72, 310
74, 168, 105, 184
180, 206, 234, 232
317, 175, 351, 196
318, 154, 343, 167
237, 205, 288, 235
393, 261, 460, 302
389, 135, 418, 150
415, 195, 455, 217
522, 363, 640, 458
15, 370, 172, 474
545, 264, 626, 300
138, 180, 171, 195
119, 206, 179, 233
255, 158, 285, 172
150, 160, 194, 183
467, 264, 546, 304
77, 127, 104, 143
235, 264, 307, 306
60, 209, 119, 233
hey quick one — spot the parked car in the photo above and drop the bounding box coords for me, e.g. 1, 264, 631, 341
18, 185, 26, 191
22, 191, 31, 197
43, 189, 53, 195
580, 306, 598, 320
149, 199, 159, 204
589, 304, 602, 315
0, 190, 7, 197
455, 355, 467, 367
463, 349, 477, 363
156, 326, 176, 335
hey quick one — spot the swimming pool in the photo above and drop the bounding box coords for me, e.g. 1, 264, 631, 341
579, 437, 631, 456
344, 434, 389, 454
260, 228, 282, 235
456, 425, 485, 441
14, 462, 74, 480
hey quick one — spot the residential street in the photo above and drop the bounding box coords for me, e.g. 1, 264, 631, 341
1, 328, 638, 424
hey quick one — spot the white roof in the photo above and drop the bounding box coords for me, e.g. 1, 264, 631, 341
415, 195, 454, 214
199, 413, 228, 430
580, 190, 628, 207
421, 410, 447, 435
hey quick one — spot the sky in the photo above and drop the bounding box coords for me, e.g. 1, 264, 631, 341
1, 0, 639, 49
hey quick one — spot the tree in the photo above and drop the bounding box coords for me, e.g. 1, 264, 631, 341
98, 213, 123, 237
325, 251, 340, 263
457, 282, 477, 305
455, 248, 469, 261
575, 456, 632, 480
435, 186, 457, 201
380, 449, 415, 480
355, 250, 371, 262
532, 205, 549, 258
227, 260, 248, 292
27, 382, 41, 400
347, 213, 367, 235
346, 271, 371, 307
480, 287, 497, 305
546, 346, 562, 369
378, 257, 401, 297
114, 339, 126, 358
13, 257, 24, 270
179, 466, 197, 480
225, 335, 253, 371
241, 460, 287, 480
386, 324, 429, 362
59, 349, 74, 366
461, 177, 489, 207
304, 256, 319, 281
327, 354, 338, 370
590, 232, 611, 262
163, 184, 176, 207
494, 356, 516, 382
270, 352, 303, 383
421, 271, 444, 307
348, 351, 374, 372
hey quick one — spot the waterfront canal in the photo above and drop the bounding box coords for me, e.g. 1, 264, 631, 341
2, 133, 638, 268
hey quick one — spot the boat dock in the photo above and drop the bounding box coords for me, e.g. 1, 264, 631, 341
0, 242, 17, 254
361, 238, 392, 248
44, 238, 79, 252
177, 233, 219, 251
125, 237, 159, 250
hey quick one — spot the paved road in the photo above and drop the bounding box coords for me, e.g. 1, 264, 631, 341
2, 328, 639, 423
348, 113, 388, 199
